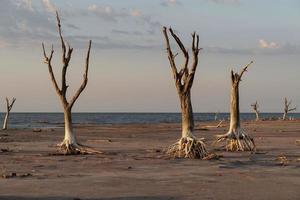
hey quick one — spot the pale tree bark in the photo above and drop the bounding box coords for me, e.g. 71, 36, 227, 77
2, 97, 16, 130
162, 27, 208, 159
216, 62, 256, 151
251, 101, 260, 121
282, 97, 296, 120
42, 12, 99, 155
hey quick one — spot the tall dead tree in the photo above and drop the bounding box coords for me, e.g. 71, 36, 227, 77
282, 97, 296, 120
162, 27, 207, 159
42, 12, 97, 154
216, 62, 255, 151
2, 97, 16, 130
251, 101, 260, 121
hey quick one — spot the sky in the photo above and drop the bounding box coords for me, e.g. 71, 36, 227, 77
0, 0, 299, 113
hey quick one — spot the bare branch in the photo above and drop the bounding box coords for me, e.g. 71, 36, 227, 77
238, 61, 254, 82
42, 43, 61, 95
68, 40, 92, 109
5, 97, 16, 112
184, 32, 201, 92
162, 27, 178, 81
56, 11, 66, 62
169, 28, 188, 58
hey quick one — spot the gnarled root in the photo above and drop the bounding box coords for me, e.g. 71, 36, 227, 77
216, 129, 255, 152
166, 136, 208, 159
59, 140, 102, 155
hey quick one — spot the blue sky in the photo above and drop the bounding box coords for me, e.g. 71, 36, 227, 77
0, 0, 299, 112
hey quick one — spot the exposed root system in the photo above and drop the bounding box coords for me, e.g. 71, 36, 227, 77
166, 136, 208, 159
216, 129, 256, 152
59, 141, 102, 155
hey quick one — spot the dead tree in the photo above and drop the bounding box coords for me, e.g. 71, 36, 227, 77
42, 12, 98, 154
2, 97, 16, 130
282, 97, 296, 120
216, 61, 255, 151
162, 27, 207, 159
251, 101, 260, 121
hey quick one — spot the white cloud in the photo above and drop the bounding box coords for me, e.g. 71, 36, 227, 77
16, 0, 34, 11
131, 9, 142, 17
42, 0, 56, 13
161, 0, 182, 6
87, 4, 123, 22
0, 40, 9, 48
259, 39, 280, 49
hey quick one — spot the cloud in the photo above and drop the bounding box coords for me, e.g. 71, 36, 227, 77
42, 0, 56, 13
16, 0, 34, 11
87, 4, 161, 33
205, 42, 300, 55
0, 40, 9, 48
88, 4, 127, 22
131, 9, 142, 17
111, 29, 143, 36
0, 0, 57, 46
259, 39, 280, 49
161, 0, 182, 7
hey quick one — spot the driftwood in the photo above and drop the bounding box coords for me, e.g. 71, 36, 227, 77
251, 101, 260, 121
42, 12, 99, 155
162, 27, 207, 159
2, 97, 16, 130
201, 120, 225, 129
282, 97, 296, 120
216, 62, 255, 151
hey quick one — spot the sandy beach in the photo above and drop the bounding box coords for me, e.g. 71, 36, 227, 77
0, 120, 299, 200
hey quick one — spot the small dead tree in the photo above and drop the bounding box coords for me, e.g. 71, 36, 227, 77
216, 61, 255, 151
2, 97, 16, 130
162, 26, 208, 159
42, 12, 97, 154
251, 101, 260, 121
282, 97, 296, 120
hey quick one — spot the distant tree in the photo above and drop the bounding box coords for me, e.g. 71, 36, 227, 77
42, 12, 98, 154
216, 62, 256, 151
162, 27, 208, 159
251, 101, 260, 121
2, 97, 16, 130
282, 97, 296, 120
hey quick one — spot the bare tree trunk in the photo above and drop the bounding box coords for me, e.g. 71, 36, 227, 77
162, 27, 207, 159
282, 97, 296, 120
2, 97, 16, 130
229, 86, 240, 132
42, 12, 99, 155
216, 62, 255, 151
2, 113, 9, 130
180, 93, 194, 138
251, 101, 260, 121
61, 108, 77, 147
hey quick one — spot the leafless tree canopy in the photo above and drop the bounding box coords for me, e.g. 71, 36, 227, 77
162, 27, 201, 96
283, 97, 296, 120
42, 12, 91, 111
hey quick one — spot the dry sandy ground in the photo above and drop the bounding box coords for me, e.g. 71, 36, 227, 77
0, 120, 299, 200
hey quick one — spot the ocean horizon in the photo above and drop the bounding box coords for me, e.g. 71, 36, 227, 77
0, 112, 299, 129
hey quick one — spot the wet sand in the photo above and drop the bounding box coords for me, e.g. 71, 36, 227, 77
0, 120, 299, 200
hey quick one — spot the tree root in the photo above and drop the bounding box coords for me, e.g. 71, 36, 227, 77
166, 136, 208, 159
216, 130, 256, 152
59, 141, 102, 155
